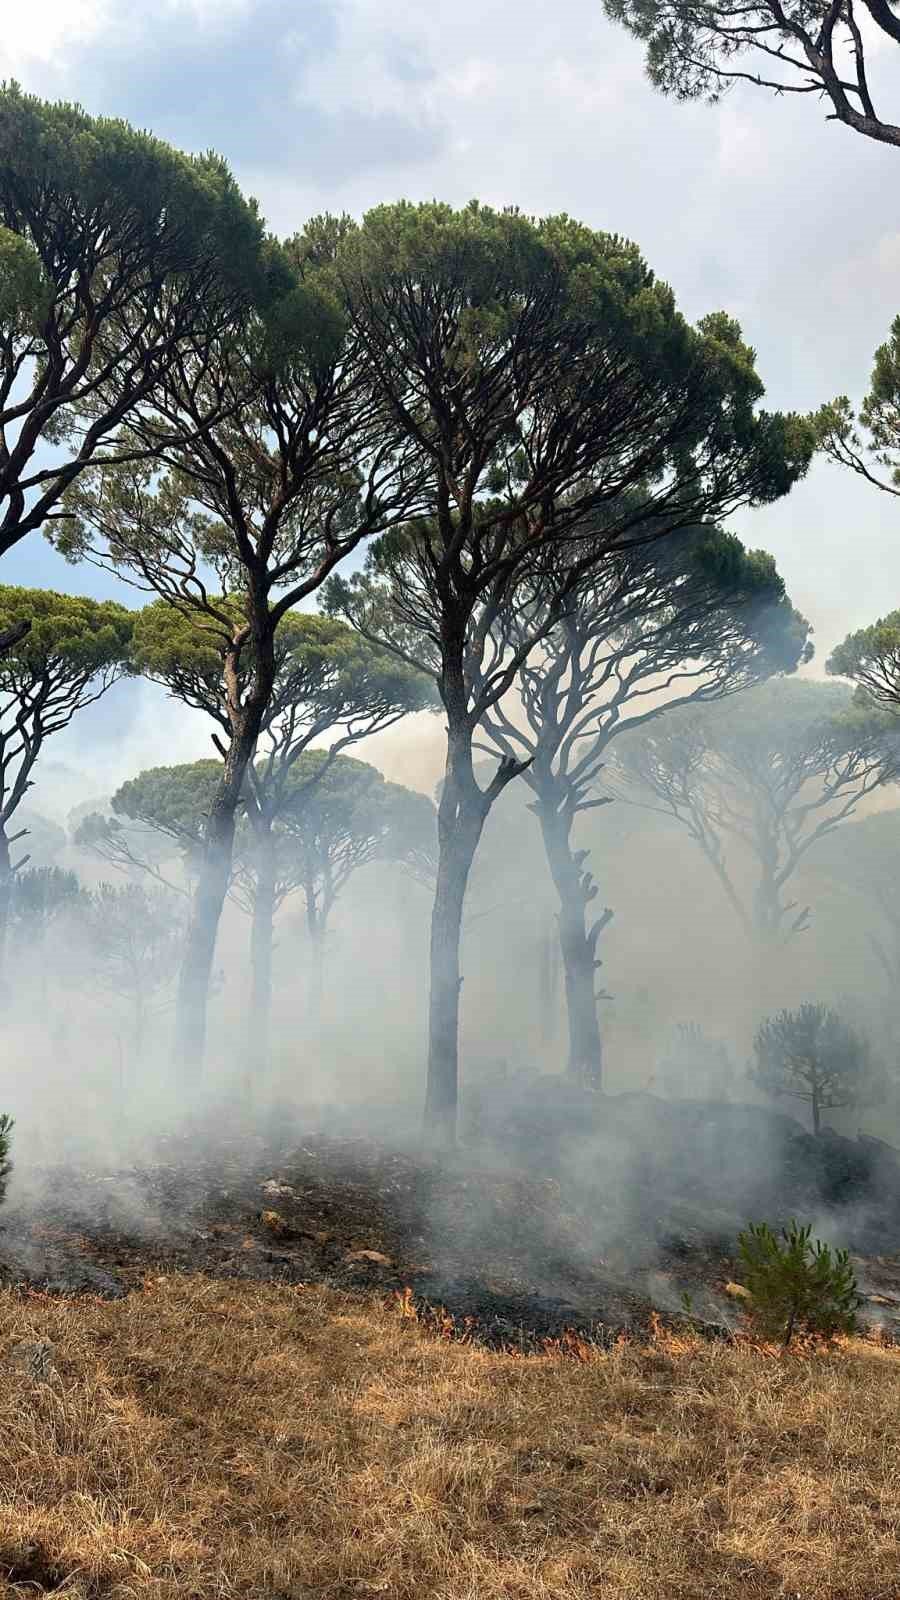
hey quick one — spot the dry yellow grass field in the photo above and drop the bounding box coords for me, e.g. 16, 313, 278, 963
0, 1275, 898, 1599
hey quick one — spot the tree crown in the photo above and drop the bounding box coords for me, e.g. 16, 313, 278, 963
603, 0, 900, 152
332, 200, 811, 516
0, 587, 134, 679
112, 761, 223, 847
827, 609, 900, 711
0, 82, 279, 557
751, 1002, 880, 1109
131, 599, 436, 732
482, 518, 811, 801
324, 202, 812, 774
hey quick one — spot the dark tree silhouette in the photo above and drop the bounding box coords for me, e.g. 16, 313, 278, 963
750, 1002, 881, 1135
326, 199, 813, 1144
480, 521, 809, 1085
87, 883, 184, 1063
124, 601, 433, 1071
57, 224, 424, 1078
609, 680, 900, 946
0, 588, 133, 984
828, 606, 900, 710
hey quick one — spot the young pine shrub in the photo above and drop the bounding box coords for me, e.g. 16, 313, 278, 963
749, 1001, 881, 1136
737, 1219, 862, 1347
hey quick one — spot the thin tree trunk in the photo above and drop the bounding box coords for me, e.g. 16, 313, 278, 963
425, 736, 489, 1148
536, 797, 610, 1088
174, 724, 258, 1079
249, 819, 276, 1079
301, 881, 329, 1032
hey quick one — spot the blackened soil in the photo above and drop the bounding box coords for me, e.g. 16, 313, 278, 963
0, 1124, 714, 1348
2, 1089, 899, 1349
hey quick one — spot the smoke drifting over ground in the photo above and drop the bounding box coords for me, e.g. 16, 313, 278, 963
4, 674, 900, 1346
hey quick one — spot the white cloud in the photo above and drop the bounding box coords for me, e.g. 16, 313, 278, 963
0, 0, 108, 73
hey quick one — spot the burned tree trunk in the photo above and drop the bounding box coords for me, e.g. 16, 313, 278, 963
535, 795, 612, 1088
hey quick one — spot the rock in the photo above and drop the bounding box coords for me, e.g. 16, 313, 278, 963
261, 1180, 297, 1199
8, 1340, 56, 1381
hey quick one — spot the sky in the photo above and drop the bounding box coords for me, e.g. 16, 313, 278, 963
4, 0, 900, 805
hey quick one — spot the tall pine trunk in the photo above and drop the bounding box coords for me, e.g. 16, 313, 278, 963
248, 818, 276, 1078
536, 796, 611, 1088
175, 596, 277, 1082
175, 723, 259, 1079
425, 732, 489, 1148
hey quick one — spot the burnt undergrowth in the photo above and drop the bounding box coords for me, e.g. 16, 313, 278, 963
1, 1085, 899, 1349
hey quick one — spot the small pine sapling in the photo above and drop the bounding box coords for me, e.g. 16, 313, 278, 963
750, 1002, 882, 1135
737, 1219, 862, 1346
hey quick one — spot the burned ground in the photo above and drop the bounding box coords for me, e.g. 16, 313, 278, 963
3, 1085, 900, 1347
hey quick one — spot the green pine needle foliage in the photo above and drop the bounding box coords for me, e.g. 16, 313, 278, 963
737, 1220, 862, 1347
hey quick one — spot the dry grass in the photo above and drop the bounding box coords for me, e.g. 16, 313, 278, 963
0, 1277, 898, 1599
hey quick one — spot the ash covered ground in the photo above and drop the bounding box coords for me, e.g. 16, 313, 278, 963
3, 1081, 900, 1348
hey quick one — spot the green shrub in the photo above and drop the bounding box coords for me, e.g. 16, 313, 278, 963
0, 1113, 13, 1204
737, 1219, 862, 1346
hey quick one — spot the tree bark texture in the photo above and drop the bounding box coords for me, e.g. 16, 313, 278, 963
174, 722, 259, 1079
425, 732, 490, 1148
536, 798, 611, 1088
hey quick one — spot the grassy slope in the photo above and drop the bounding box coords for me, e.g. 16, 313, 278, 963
0, 1277, 898, 1599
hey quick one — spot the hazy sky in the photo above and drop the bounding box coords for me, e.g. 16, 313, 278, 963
5, 0, 900, 801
